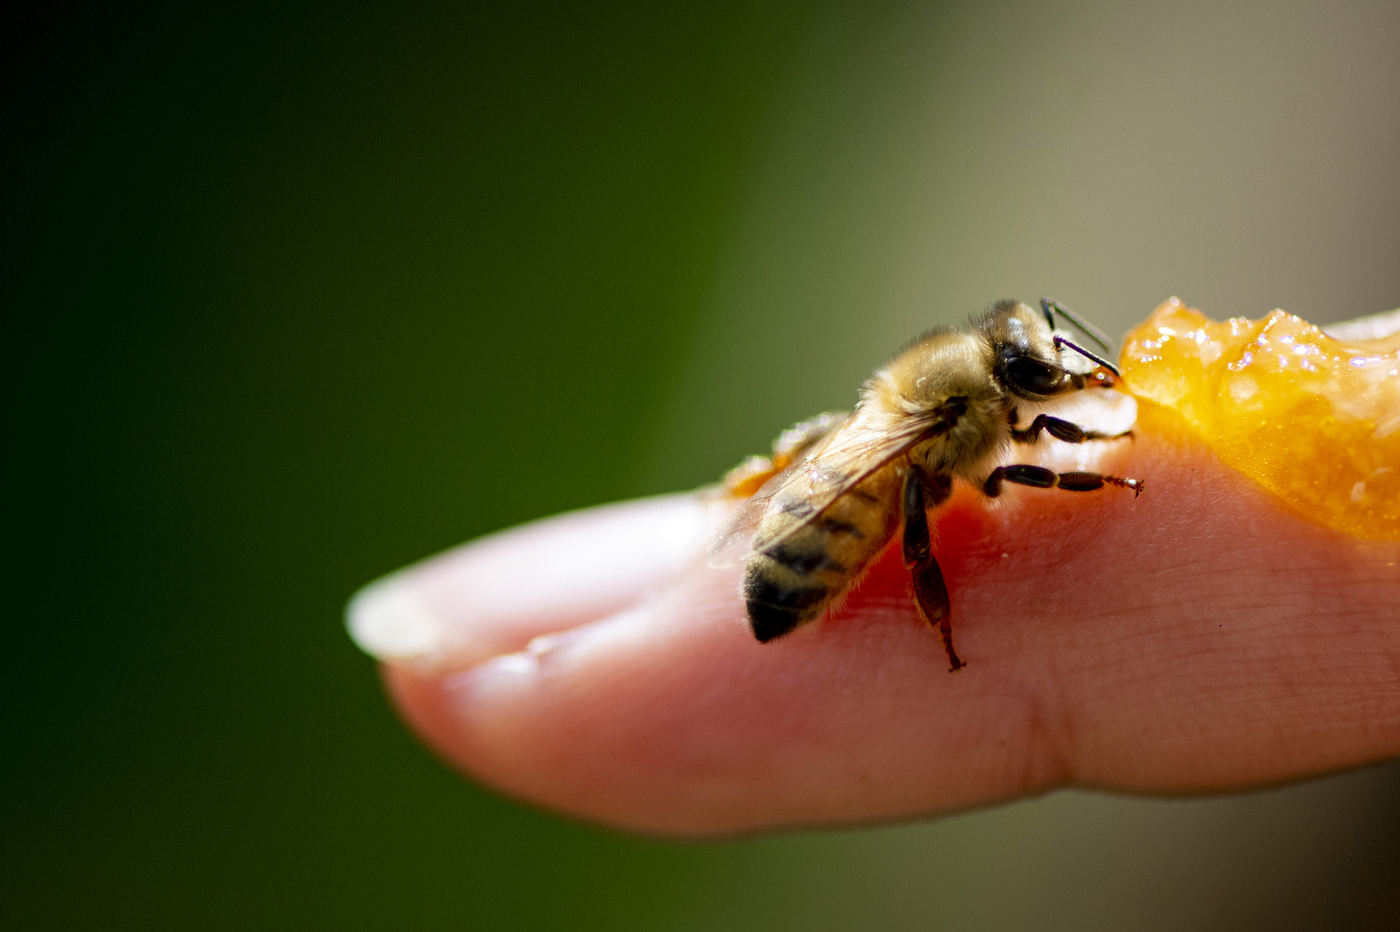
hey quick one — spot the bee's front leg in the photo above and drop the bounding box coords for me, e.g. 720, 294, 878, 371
1007, 409, 1132, 444
903, 465, 963, 672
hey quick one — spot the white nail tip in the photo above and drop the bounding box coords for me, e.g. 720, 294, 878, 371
346, 576, 443, 661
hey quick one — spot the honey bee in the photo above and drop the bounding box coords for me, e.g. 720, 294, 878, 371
715, 299, 1143, 671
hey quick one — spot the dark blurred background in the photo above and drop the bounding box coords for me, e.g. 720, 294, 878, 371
7, 1, 1399, 929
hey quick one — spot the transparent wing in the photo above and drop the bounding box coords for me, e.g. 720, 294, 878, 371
707, 414, 852, 568
708, 407, 945, 566
707, 480, 786, 568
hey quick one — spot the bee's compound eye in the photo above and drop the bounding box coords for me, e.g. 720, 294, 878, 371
1005, 355, 1064, 395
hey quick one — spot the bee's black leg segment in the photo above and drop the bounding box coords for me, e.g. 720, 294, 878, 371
1010, 413, 1131, 444
915, 557, 961, 671
1057, 471, 1146, 497
903, 466, 963, 671
1011, 414, 1085, 443
901, 468, 931, 567
984, 464, 1145, 498
901, 467, 953, 566
983, 464, 1056, 497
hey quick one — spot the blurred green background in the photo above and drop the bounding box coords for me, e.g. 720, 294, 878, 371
7, 1, 1399, 929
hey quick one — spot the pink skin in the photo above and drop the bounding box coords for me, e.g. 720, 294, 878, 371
370, 408, 1400, 837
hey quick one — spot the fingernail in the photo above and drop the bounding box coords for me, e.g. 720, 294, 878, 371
345, 492, 723, 669
346, 572, 455, 664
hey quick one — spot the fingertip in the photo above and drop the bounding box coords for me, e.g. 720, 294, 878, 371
347, 492, 722, 670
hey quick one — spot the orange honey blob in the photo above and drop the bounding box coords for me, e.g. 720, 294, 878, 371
1120, 299, 1399, 541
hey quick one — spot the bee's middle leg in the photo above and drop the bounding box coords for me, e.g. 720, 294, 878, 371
903, 466, 963, 672
982, 464, 1145, 498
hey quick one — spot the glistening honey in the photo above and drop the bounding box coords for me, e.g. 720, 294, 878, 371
1120, 299, 1399, 541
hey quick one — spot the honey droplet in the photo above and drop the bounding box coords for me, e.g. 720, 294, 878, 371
1121, 299, 1400, 540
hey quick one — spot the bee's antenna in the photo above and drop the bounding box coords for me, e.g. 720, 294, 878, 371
1054, 335, 1121, 377
1040, 298, 1113, 352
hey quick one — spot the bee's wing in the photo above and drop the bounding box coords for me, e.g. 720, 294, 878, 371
708, 409, 940, 566
707, 484, 783, 568
707, 415, 851, 568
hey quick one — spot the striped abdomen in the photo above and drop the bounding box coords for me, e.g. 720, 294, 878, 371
742, 461, 905, 642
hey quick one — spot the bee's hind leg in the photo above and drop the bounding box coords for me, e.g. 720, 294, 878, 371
903, 466, 964, 672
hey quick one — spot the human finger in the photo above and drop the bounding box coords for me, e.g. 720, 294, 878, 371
353, 409, 1400, 836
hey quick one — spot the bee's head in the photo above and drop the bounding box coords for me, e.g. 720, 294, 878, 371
982, 300, 1072, 400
